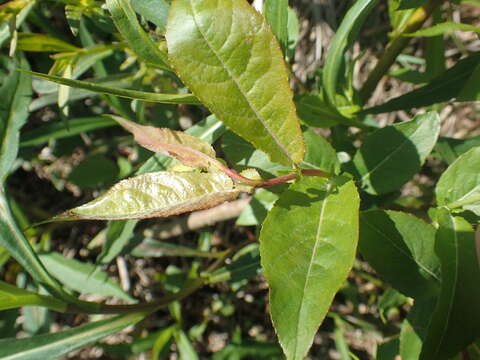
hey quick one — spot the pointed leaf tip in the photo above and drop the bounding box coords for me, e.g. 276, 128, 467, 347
56, 170, 240, 221
111, 116, 218, 168
260, 177, 360, 359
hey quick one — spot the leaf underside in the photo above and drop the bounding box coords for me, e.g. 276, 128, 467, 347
166, 0, 305, 166
55, 171, 239, 221
112, 116, 217, 168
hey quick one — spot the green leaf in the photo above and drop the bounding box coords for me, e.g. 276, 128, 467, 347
322, 0, 379, 106
302, 129, 340, 175
359, 210, 440, 299
132, 238, 217, 258
0, 312, 147, 360
166, 0, 305, 166
362, 52, 480, 114
207, 244, 261, 285
98, 115, 226, 265
221, 131, 289, 176
28, 75, 132, 112
112, 116, 218, 168
38, 252, 134, 302
16, 32, 80, 52
421, 210, 480, 359
434, 135, 480, 165
377, 338, 400, 360
65, 4, 82, 36
97, 220, 139, 265
263, 0, 288, 51
424, 10, 446, 80
175, 330, 199, 360
457, 63, 480, 101
131, 0, 169, 33
260, 176, 360, 360
106, 0, 169, 69
0, 189, 83, 306
101, 328, 172, 357
236, 188, 279, 226
23, 70, 200, 105
55, 170, 239, 221
436, 147, 480, 215
295, 94, 346, 128
68, 154, 119, 189
397, 0, 429, 9
212, 341, 283, 360
400, 298, 436, 360
20, 117, 117, 147
353, 112, 440, 195
388, 0, 416, 32
0, 54, 31, 183
0, 0, 35, 48
0, 280, 67, 312
404, 21, 480, 37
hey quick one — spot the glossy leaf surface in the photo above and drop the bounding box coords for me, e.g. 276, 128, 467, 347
322, 0, 379, 106
359, 210, 440, 298
436, 147, 480, 215
421, 209, 480, 359
113, 116, 217, 168
0, 312, 146, 360
166, 0, 305, 166
0, 280, 66, 312
353, 112, 440, 194
24, 70, 200, 104
56, 171, 239, 221
106, 0, 169, 69
260, 176, 359, 360
0, 54, 31, 182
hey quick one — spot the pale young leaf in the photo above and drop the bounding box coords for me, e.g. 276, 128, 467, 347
112, 116, 217, 168
55, 170, 239, 221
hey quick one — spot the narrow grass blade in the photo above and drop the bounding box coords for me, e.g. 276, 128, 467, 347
22, 70, 200, 104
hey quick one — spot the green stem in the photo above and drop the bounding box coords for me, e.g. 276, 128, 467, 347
359, 0, 444, 104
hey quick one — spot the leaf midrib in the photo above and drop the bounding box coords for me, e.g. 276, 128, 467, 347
430, 214, 459, 358
1, 314, 141, 360
188, 0, 292, 164
293, 184, 331, 358
362, 216, 440, 282
360, 124, 420, 184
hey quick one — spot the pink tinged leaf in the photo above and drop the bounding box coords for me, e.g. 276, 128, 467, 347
111, 116, 218, 168
55, 171, 239, 221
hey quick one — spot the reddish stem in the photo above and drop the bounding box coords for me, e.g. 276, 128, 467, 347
218, 165, 330, 188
